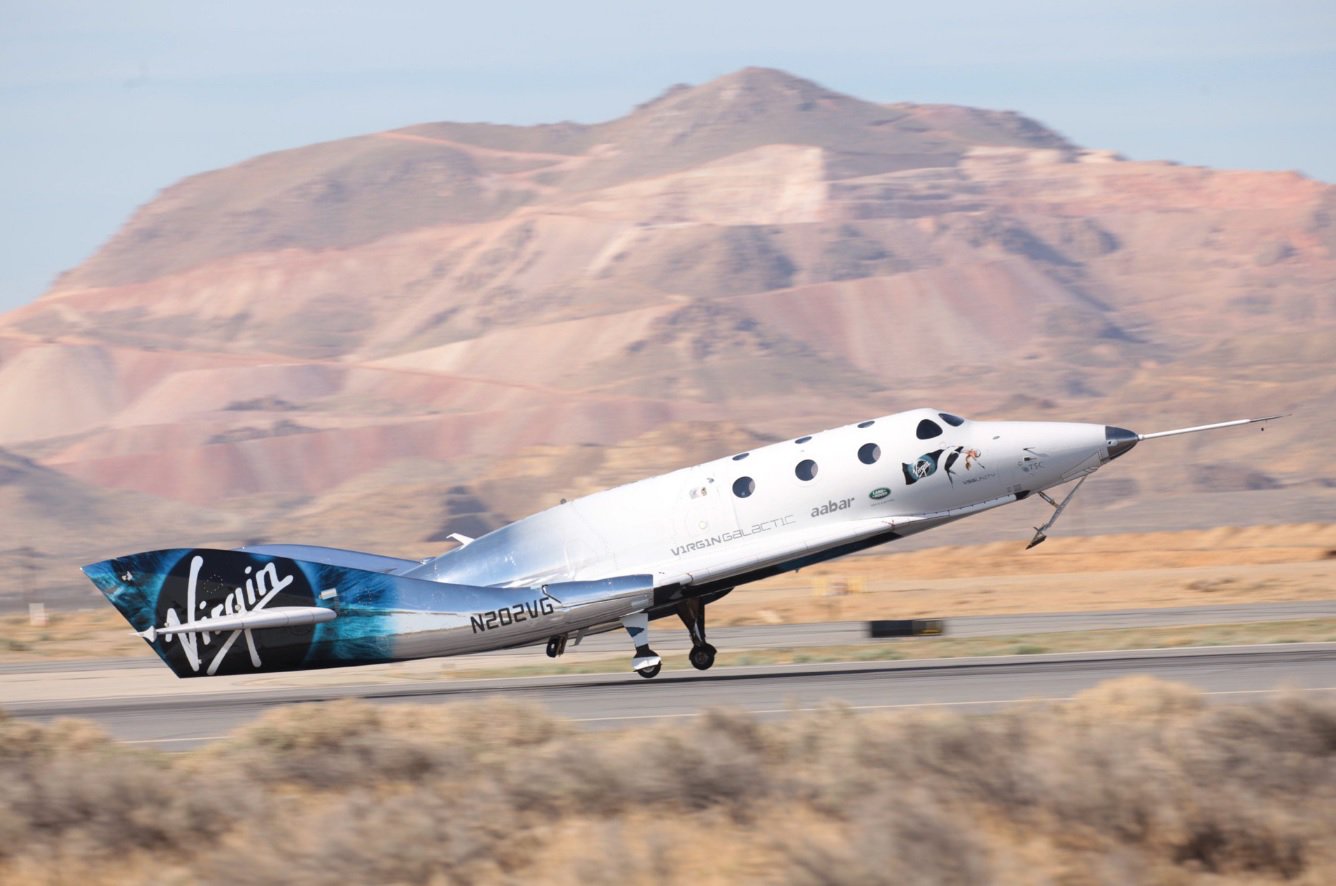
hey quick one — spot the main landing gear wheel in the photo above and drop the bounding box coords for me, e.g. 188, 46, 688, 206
623, 612, 662, 678
633, 645, 662, 678
689, 643, 717, 671
676, 595, 720, 673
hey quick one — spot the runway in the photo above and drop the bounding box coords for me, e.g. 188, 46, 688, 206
8, 644, 1335, 749
5, 599, 1334, 675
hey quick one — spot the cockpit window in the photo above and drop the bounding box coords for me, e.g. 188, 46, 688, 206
939, 413, 965, 427
916, 419, 943, 440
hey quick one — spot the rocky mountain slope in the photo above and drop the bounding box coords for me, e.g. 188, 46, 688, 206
2, 68, 1333, 607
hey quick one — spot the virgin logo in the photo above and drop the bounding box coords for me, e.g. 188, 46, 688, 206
162, 555, 295, 675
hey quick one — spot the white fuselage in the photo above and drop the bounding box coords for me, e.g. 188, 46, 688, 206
406, 408, 1117, 594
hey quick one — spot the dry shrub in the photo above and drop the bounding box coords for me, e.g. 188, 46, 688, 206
0, 712, 256, 866
1028, 679, 1335, 877
776, 788, 991, 886
194, 696, 569, 789
200, 783, 522, 885
490, 705, 772, 822
3, 677, 1335, 884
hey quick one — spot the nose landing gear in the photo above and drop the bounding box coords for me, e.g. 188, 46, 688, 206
1026, 474, 1089, 550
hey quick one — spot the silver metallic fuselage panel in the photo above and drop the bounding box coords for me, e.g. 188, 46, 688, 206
406, 409, 1114, 592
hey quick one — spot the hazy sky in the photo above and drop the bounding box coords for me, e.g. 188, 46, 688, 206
3, 1, 1333, 312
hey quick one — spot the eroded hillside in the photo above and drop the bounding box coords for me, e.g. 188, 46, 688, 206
1, 68, 1333, 605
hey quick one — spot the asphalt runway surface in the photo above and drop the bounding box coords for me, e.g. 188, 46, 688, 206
8, 644, 1335, 749
5, 599, 1334, 676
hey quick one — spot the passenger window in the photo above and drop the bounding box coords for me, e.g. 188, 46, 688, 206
732, 452, 750, 461
733, 476, 756, 498
858, 443, 881, 465
795, 436, 812, 444
795, 459, 818, 481
916, 419, 943, 440
939, 413, 965, 427
857, 420, 875, 428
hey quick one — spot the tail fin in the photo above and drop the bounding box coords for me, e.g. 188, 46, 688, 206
83, 548, 347, 678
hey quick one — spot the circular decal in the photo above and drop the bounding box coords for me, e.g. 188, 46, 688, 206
155, 549, 316, 676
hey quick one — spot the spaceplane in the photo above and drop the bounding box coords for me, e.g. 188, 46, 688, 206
84, 409, 1278, 678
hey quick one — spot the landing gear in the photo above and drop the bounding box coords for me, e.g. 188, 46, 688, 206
677, 597, 717, 671
635, 655, 662, 679
688, 643, 717, 671
622, 612, 662, 678
545, 634, 567, 658
1027, 474, 1089, 549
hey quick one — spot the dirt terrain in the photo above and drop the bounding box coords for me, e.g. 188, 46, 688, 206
5, 524, 1331, 663
713, 522, 1336, 625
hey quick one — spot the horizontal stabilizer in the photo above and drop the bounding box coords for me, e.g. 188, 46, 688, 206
235, 543, 423, 575
135, 605, 337, 643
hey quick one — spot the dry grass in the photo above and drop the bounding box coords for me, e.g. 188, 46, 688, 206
0, 609, 145, 660
2, 678, 1335, 884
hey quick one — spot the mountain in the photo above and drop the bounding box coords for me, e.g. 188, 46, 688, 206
2, 68, 1333, 607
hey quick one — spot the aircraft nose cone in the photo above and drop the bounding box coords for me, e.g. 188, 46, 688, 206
1104, 426, 1139, 461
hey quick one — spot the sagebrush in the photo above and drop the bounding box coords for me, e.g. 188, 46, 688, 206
2, 676, 1333, 884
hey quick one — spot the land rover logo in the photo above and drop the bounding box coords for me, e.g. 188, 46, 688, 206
869, 487, 891, 500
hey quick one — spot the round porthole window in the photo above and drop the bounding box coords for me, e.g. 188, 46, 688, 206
732, 476, 756, 498
858, 443, 881, 465
795, 459, 818, 481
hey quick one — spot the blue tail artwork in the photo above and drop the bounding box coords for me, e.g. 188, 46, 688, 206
83, 548, 415, 677
84, 548, 655, 678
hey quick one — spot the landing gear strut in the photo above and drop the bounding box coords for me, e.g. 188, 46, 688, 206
1027, 474, 1089, 549
621, 611, 662, 678
677, 597, 717, 671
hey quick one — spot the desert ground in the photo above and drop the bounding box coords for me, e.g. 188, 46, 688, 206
5, 523, 1331, 663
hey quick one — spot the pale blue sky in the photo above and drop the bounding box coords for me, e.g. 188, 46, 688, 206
2, 1, 1333, 312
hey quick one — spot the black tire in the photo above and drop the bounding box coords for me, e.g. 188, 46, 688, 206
637, 663, 662, 679
689, 643, 717, 671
